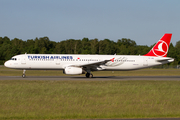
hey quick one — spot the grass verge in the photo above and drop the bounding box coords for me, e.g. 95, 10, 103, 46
0, 80, 180, 119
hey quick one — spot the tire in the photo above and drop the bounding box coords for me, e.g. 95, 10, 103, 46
22, 74, 26, 78
90, 74, 93, 78
86, 73, 90, 78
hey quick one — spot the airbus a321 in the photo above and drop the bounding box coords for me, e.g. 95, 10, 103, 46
4, 33, 174, 78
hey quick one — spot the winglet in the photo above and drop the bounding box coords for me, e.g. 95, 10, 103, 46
144, 33, 172, 57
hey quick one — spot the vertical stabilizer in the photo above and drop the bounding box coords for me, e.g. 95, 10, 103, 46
144, 33, 172, 57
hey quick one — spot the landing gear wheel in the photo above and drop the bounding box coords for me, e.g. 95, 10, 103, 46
90, 73, 93, 78
86, 73, 90, 78
22, 69, 26, 78
22, 74, 26, 78
85, 73, 93, 78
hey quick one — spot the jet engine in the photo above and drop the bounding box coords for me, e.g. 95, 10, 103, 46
63, 67, 85, 75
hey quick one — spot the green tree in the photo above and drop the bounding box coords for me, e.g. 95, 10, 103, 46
90, 38, 99, 54
0, 35, 180, 65
175, 41, 180, 64
116, 38, 137, 55
81, 38, 90, 54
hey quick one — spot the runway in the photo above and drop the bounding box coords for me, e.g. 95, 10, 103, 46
0, 76, 180, 80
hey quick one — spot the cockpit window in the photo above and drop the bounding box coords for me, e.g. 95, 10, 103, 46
10, 58, 17, 60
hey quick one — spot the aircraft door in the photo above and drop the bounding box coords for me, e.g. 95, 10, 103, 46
21, 55, 26, 64
143, 57, 148, 66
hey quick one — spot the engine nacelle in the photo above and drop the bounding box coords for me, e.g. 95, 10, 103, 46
63, 67, 85, 75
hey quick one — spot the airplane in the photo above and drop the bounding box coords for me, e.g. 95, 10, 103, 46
4, 33, 174, 78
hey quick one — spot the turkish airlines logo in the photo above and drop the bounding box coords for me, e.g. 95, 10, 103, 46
152, 40, 168, 57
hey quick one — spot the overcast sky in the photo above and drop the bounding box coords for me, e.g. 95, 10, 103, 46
0, 0, 180, 46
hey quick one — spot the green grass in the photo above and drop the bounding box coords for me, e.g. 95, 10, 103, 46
1, 66, 180, 119
0, 80, 180, 119
1, 66, 180, 76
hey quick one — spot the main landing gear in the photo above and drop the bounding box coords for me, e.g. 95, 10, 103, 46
22, 69, 26, 78
85, 72, 93, 78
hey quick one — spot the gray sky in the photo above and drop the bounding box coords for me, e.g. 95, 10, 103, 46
0, 0, 180, 46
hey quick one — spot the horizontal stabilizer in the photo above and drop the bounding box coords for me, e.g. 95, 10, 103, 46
156, 57, 174, 62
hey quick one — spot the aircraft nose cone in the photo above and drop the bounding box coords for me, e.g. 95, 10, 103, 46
4, 61, 10, 68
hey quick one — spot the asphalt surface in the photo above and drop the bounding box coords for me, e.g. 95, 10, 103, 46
0, 76, 180, 80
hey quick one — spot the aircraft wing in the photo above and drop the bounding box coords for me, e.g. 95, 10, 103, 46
78, 60, 110, 67
68, 58, 115, 70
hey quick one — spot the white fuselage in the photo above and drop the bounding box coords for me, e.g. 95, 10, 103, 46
4, 54, 174, 71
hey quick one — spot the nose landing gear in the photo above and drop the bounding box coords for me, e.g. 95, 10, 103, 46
22, 69, 26, 78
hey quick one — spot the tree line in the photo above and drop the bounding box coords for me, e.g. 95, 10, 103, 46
0, 36, 180, 65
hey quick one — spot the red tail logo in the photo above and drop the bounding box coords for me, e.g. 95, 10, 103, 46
144, 33, 172, 57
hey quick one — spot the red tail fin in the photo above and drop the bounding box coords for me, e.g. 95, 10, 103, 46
144, 33, 172, 57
